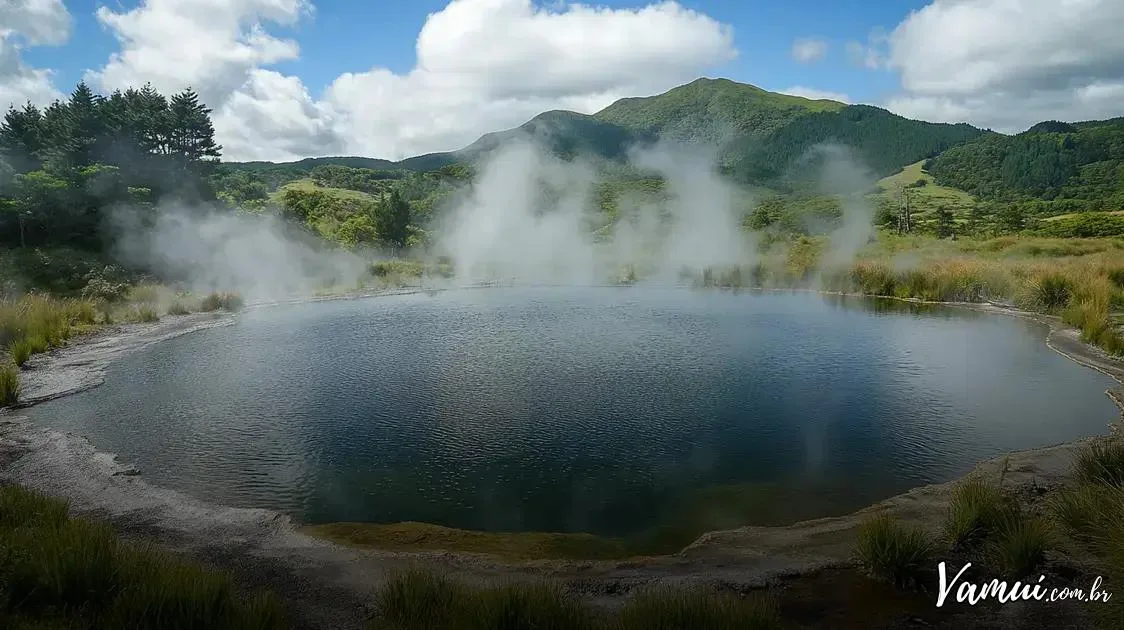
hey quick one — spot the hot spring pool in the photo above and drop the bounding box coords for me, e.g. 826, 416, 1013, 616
23, 287, 1120, 539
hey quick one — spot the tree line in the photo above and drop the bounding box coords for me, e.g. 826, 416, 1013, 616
0, 82, 221, 249
926, 118, 1124, 209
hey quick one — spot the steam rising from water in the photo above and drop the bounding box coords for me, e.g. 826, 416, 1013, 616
103, 139, 878, 298
435, 140, 758, 285
111, 207, 370, 301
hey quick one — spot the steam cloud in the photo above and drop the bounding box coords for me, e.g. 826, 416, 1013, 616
434, 139, 759, 285
103, 138, 879, 298
111, 206, 370, 301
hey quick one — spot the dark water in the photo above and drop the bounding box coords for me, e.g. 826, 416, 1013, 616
24, 287, 1119, 539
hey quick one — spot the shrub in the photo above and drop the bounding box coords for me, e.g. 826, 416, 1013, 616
473, 583, 590, 630
1074, 439, 1124, 486
1051, 483, 1122, 544
615, 588, 782, 630
854, 513, 934, 589
8, 338, 36, 367
200, 292, 245, 312
375, 569, 468, 629
0, 363, 19, 407
370, 260, 425, 278
987, 513, 1053, 578
944, 477, 1016, 547
1015, 271, 1071, 313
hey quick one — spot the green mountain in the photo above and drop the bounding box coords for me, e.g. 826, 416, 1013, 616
225, 78, 988, 190
926, 117, 1124, 210
593, 77, 844, 144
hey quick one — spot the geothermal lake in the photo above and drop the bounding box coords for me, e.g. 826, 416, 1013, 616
24, 287, 1120, 539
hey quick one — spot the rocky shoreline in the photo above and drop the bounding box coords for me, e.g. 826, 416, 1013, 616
1, 292, 1121, 629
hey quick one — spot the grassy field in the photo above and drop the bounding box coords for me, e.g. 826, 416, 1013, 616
269, 177, 381, 205
868, 160, 979, 231
1043, 209, 1124, 222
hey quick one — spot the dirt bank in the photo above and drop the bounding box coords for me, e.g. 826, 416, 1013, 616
1, 295, 1121, 629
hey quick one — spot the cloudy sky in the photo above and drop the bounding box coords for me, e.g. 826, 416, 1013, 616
3, 0, 1122, 162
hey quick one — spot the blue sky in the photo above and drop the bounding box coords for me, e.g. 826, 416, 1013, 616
27, 0, 926, 105
4, 0, 1121, 161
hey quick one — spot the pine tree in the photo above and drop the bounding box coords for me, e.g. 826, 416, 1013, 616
135, 83, 170, 155
168, 88, 221, 165
0, 103, 45, 173
935, 205, 955, 238
63, 82, 106, 168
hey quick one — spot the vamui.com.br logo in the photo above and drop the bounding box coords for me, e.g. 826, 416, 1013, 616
936, 562, 1113, 607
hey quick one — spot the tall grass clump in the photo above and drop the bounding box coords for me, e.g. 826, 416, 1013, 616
7, 337, 39, 367
1074, 439, 1124, 487
199, 292, 245, 312
0, 485, 288, 629
375, 569, 469, 629
0, 485, 69, 529
615, 588, 782, 630
854, 513, 934, 589
1014, 270, 1072, 313
1050, 483, 1122, 544
0, 363, 19, 407
848, 260, 897, 297
373, 569, 591, 630
0, 295, 98, 367
137, 307, 160, 323
943, 476, 1016, 547
166, 302, 190, 316
987, 513, 1053, 577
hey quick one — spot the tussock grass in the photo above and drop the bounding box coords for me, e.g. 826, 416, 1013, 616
1050, 482, 1122, 545
0, 485, 69, 529
1, 363, 20, 407
853, 513, 934, 589
370, 569, 783, 630
1074, 439, 1124, 486
373, 569, 591, 630
0, 295, 99, 369
166, 301, 190, 316
199, 292, 245, 312
137, 307, 160, 323
370, 259, 425, 278
987, 513, 1053, 578
615, 588, 782, 630
1014, 271, 1072, 312
1047, 440, 1124, 628
0, 485, 287, 629
943, 476, 1016, 547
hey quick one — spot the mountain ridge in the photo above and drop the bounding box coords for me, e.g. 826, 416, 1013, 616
225, 78, 1114, 200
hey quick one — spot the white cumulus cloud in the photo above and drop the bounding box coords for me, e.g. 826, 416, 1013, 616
0, 0, 71, 109
87, 0, 737, 162
883, 0, 1124, 131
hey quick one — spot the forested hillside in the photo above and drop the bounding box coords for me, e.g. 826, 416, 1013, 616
730, 105, 983, 186
926, 118, 1124, 212
0, 82, 220, 249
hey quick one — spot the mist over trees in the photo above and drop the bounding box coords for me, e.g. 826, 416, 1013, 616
0, 82, 220, 249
